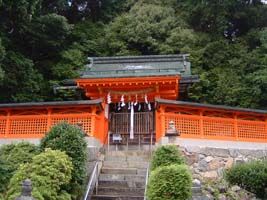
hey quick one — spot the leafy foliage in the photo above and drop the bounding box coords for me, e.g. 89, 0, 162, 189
6, 149, 73, 200
40, 122, 87, 199
225, 160, 267, 199
151, 145, 185, 170
147, 164, 192, 200
0, 142, 39, 194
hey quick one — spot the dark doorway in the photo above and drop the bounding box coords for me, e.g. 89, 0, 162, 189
108, 103, 155, 145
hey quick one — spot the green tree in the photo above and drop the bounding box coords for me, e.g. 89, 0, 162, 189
6, 149, 73, 200
105, 1, 185, 55
40, 122, 87, 199
0, 51, 44, 102
0, 142, 39, 194
0, 38, 5, 83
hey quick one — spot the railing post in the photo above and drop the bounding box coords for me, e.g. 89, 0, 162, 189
265, 117, 267, 139
150, 131, 153, 153
200, 110, 204, 138
234, 113, 238, 141
5, 110, 10, 138
139, 132, 141, 151
47, 108, 52, 132
95, 163, 98, 195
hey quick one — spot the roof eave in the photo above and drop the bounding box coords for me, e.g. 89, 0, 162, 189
155, 98, 267, 115
0, 99, 104, 110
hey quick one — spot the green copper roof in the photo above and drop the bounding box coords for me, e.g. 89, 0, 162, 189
80, 54, 191, 78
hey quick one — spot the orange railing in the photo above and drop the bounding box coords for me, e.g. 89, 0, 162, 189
0, 113, 93, 138
163, 113, 267, 142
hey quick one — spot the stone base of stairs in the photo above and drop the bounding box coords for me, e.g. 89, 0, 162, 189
91, 150, 150, 200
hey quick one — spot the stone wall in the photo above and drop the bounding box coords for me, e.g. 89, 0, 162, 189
180, 146, 267, 180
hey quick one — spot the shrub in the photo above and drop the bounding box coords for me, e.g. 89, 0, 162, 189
147, 164, 192, 200
0, 142, 39, 193
225, 160, 267, 198
151, 145, 185, 170
6, 149, 73, 200
40, 122, 87, 198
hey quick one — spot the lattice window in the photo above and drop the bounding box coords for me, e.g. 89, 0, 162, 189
9, 118, 47, 135
165, 115, 200, 136
51, 115, 92, 136
238, 120, 266, 139
203, 118, 235, 138
0, 119, 6, 136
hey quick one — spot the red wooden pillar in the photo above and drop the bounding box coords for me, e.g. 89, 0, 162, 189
91, 106, 97, 137
156, 106, 165, 141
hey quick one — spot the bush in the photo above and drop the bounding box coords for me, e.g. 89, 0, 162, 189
40, 122, 87, 198
225, 160, 267, 198
151, 145, 185, 170
0, 142, 39, 193
6, 149, 73, 200
147, 164, 192, 200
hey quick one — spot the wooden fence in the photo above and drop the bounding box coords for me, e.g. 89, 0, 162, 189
163, 113, 267, 142
0, 113, 93, 138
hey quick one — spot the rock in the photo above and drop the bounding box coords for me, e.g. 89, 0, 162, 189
204, 156, 214, 163
218, 194, 227, 200
229, 149, 240, 158
193, 179, 201, 187
199, 154, 205, 159
198, 159, 208, 172
208, 158, 224, 170
217, 167, 224, 177
185, 146, 201, 153
231, 185, 241, 192
186, 153, 198, 165
225, 157, 234, 169
201, 171, 218, 179
201, 148, 229, 158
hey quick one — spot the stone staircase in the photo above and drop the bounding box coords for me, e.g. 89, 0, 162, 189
91, 150, 150, 200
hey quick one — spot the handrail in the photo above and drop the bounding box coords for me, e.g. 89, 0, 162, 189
144, 163, 150, 200
83, 161, 99, 200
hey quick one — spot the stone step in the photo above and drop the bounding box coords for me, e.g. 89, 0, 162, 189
99, 174, 146, 182
101, 167, 146, 175
98, 180, 145, 188
104, 155, 149, 162
91, 195, 144, 200
103, 161, 149, 169
106, 145, 155, 152
192, 186, 202, 195
106, 150, 151, 157
96, 186, 145, 196
190, 195, 210, 200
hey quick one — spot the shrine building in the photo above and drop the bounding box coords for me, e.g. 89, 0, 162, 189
0, 55, 266, 145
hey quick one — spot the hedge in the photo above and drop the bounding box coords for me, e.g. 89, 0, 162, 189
151, 145, 185, 170
147, 164, 192, 200
225, 160, 267, 199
